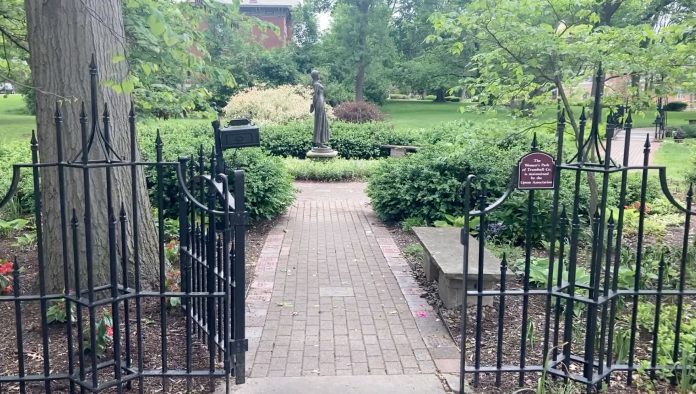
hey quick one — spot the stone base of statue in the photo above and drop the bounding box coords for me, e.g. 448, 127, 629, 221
306, 146, 338, 160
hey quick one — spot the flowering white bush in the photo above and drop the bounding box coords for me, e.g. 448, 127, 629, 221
223, 85, 332, 125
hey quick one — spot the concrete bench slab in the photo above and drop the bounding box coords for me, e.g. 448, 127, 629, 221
413, 227, 501, 309
381, 144, 419, 157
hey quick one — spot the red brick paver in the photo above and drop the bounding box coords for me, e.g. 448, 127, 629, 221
244, 182, 454, 379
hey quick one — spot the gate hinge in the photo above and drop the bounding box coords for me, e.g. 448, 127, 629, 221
230, 338, 249, 353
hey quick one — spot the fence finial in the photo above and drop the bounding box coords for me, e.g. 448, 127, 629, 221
531, 132, 538, 151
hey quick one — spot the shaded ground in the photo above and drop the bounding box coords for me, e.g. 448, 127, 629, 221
0, 219, 274, 393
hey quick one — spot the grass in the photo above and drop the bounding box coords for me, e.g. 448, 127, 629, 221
652, 139, 696, 182
381, 100, 695, 131
0, 95, 35, 143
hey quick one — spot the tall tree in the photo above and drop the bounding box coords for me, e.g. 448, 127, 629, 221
391, 0, 469, 100
0, 0, 30, 96
319, 0, 396, 103
25, 0, 159, 292
430, 0, 696, 135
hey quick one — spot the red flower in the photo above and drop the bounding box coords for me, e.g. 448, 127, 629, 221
2, 284, 13, 295
106, 326, 114, 338
0, 262, 13, 276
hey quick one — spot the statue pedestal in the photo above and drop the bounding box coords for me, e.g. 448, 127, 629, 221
306, 147, 338, 160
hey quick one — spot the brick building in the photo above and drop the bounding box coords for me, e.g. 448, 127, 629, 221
210, 0, 300, 49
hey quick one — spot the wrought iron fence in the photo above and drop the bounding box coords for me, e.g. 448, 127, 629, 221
0, 58, 246, 393
459, 67, 695, 392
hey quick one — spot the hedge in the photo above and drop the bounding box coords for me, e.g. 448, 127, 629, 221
260, 120, 418, 159
283, 157, 380, 181
366, 119, 663, 245
138, 120, 294, 221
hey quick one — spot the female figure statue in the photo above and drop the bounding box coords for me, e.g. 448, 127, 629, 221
310, 69, 330, 148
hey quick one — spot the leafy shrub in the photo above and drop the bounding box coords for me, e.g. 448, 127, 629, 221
222, 148, 295, 221
223, 85, 331, 125
367, 142, 523, 224
664, 101, 687, 111
134, 84, 214, 119
260, 120, 418, 159
324, 81, 353, 107
332, 101, 385, 123
389, 94, 409, 100
681, 125, 696, 139
138, 120, 294, 221
283, 158, 380, 181
445, 96, 460, 102
424, 95, 436, 101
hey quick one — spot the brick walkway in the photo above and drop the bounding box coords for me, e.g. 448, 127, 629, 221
242, 182, 457, 385
609, 127, 660, 166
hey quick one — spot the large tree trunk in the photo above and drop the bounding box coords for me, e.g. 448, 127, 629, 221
434, 88, 446, 102
354, 0, 370, 102
25, 0, 159, 293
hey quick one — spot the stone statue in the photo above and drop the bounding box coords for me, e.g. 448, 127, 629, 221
310, 69, 331, 148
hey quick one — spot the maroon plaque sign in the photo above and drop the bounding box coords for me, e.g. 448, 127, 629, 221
518, 151, 555, 190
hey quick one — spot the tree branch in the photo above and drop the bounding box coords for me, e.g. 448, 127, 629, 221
0, 25, 29, 53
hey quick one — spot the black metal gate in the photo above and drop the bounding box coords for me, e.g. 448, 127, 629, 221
0, 59, 246, 393
459, 67, 695, 392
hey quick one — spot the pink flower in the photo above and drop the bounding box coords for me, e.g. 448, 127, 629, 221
416, 311, 427, 318
106, 326, 114, 338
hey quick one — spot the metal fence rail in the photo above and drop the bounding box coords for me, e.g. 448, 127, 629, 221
459, 67, 695, 393
0, 58, 246, 393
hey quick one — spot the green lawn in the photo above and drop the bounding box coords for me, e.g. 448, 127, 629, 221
652, 139, 696, 182
0, 95, 36, 144
381, 100, 695, 131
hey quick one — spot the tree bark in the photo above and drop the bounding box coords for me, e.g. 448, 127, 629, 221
354, 0, 370, 102
25, 0, 159, 293
434, 87, 446, 102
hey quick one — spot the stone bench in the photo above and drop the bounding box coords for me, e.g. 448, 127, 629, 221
381, 144, 419, 157
412, 227, 501, 309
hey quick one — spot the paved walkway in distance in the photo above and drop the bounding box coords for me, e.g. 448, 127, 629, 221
610, 127, 660, 166
232, 182, 458, 393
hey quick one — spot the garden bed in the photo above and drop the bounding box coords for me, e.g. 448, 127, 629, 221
0, 218, 275, 393
388, 222, 693, 393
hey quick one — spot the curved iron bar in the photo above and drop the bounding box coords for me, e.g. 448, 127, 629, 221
0, 165, 22, 210
657, 167, 696, 215
467, 165, 520, 217
0, 160, 238, 217
175, 162, 235, 216
463, 164, 694, 218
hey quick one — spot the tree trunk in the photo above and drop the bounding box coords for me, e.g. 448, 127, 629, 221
25, 0, 159, 293
354, 0, 370, 102
434, 88, 446, 102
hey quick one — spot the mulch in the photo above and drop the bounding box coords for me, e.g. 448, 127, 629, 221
387, 223, 685, 393
0, 218, 275, 393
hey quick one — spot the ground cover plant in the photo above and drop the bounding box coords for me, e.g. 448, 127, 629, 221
283, 157, 380, 181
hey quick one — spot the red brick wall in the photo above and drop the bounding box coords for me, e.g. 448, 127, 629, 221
251, 15, 289, 49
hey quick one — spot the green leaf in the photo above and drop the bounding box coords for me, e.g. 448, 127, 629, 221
148, 13, 165, 36
112, 54, 127, 64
